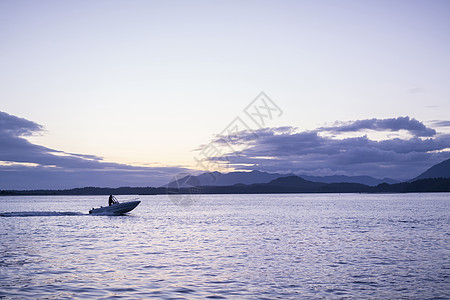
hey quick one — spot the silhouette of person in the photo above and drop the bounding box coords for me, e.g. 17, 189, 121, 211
108, 195, 117, 206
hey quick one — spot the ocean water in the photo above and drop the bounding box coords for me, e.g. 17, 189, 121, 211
1, 193, 449, 299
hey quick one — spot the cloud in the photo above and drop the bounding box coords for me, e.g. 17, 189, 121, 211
207, 117, 450, 180
429, 120, 450, 128
0, 111, 189, 189
320, 116, 436, 137
0, 111, 43, 136
3, 112, 449, 189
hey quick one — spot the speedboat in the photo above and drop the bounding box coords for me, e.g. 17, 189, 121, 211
89, 200, 141, 215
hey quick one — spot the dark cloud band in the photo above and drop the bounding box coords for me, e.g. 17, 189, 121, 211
209, 117, 450, 180
319, 116, 436, 137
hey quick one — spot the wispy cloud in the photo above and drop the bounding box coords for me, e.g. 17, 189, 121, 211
0, 111, 189, 189
208, 117, 450, 180
429, 120, 450, 128
319, 116, 436, 137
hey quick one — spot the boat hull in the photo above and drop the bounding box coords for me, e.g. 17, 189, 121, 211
89, 200, 141, 215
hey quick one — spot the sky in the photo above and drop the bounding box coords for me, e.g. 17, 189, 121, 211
1, 0, 449, 189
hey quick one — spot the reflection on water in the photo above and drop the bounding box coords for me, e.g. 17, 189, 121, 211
0, 193, 449, 299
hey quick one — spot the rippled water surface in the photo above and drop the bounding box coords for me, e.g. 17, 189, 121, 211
1, 193, 449, 299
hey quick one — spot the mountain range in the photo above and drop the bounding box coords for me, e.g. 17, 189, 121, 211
191, 176, 450, 194
167, 170, 401, 188
169, 170, 291, 187
276, 174, 399, 186
168, 158, 450, 188
2, 158, 449, 196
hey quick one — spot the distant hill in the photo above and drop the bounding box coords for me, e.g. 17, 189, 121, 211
299, 174, 399, 186
196, 176, 450, 194
412, 158, 450, 181
376, 178, 450, 193
192, 176, 371, 194
0, 186, 165, 196
167, 170, 399, 187
167, 170, 293, 187
3, 162, 450, 196
268, 176, 322, 188
264, 176, 369, 193
2, 177, 449, 196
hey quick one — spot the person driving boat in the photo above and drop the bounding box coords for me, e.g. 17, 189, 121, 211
108, 195, 118, 206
